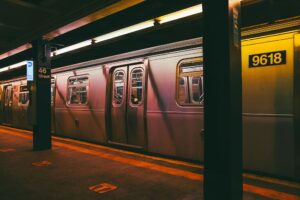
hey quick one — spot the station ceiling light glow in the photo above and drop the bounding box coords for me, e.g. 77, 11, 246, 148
0, 4, 203, 71
156, 4, 202, 24
0, 60, 27, 72
51, 4, 202, 56
51, 40, 91, 56
94, 20, 154, 44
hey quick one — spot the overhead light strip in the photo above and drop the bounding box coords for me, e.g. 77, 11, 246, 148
51, 40, 91, 56
156, 4, 202, 24
94, 20, 154, 44
0, 4, 203, 72
0, 60, 27, 73
51, 4, 202, 56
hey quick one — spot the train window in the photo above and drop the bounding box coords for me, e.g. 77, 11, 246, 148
67, 76, 89, 105
4, 85, 13, 107
113, 70, 125, 105
19, 85, 29, 105
130, 68, 144, 105
51, 78, 55, 106
177, 58, 204, 106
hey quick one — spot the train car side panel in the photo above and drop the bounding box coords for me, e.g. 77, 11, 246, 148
54, 66, 107, 143
242, 33, 295, 178
147, 48, 204, 161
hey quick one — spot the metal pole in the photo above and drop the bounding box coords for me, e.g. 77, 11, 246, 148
203, 0, 242, 199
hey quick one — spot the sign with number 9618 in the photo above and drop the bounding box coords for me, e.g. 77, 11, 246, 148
249, 50, 286, 68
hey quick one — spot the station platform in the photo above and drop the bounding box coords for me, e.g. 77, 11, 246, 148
0, 125, 299, 200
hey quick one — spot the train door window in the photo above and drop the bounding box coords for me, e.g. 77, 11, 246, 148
51, 78, 55, 106
67, 76, 89, 105
19, 85, 29, 105
130, 68, 144, 105
177, 58, 204, 106
113, 70, 125, 105
4, 85, 13, 107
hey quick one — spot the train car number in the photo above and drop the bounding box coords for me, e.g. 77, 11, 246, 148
249, 50, 286, 67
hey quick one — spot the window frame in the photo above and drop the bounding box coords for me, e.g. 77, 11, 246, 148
4, 84, 13, 107
129, 67, 144, 107
176, 57, 204, 107
66, 75, 89, 106
18, 84, 29, 106
51, 77, 56, 107
112, 69, 126, 107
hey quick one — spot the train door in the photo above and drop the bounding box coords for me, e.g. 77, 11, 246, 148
3, 85, 13, 125
109, 64, 146, 148
51, 78, 56, 133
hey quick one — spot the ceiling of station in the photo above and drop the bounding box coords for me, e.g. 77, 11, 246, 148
0, 0, 144, 55
0, 0, 299, 67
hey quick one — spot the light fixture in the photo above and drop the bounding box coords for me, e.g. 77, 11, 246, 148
9, 61, 28, 69
51, 40, 92, 57
156, 4, 202, 24
0, 60, 27, 73
94, 20, 154, 43
49, 4, 203, 57
0, 67, 9, 72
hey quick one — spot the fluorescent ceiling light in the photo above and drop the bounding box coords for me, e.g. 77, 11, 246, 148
157, 4, 202, 24
51, 40, 92, 56
51, 4, 202, 57
0, 60, 27, 73
0, 67, 9, 72
9, 61, 27, 69
94, 20, 154, 43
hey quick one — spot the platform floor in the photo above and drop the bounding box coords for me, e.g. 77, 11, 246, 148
0, 125, 299, 200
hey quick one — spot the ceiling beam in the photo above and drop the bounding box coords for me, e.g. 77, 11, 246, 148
43, 0, 145, 40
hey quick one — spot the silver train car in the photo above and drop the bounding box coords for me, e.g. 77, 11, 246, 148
1, 26, 299, 180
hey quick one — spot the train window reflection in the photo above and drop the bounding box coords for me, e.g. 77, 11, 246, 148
113, 70, 125, 105
51, 78, 55, 106
177, 58, 204, 106
19, 85, 29, 105
4, 85, 13, 107
67, 76, 89, 105
130, 68, 143, 105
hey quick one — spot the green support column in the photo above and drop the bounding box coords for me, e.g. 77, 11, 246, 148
203, 0, 242, 199
31, 39, 52, 150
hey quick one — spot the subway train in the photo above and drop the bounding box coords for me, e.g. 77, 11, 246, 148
0, 20, 299, 181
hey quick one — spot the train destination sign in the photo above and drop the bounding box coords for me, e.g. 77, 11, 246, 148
249, 50, 286, 68
26, 60, 34, 81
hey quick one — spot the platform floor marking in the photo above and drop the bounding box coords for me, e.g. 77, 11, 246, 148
89, 183, 117, 194
32, 160, 51, 167
1, 127, 300, 200
0, 148, 16, 152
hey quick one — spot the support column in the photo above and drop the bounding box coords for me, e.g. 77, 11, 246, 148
203, 1, 242, 200
31, 39, 52, 151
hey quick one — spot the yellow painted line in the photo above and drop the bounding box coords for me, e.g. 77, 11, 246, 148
0, 129, 203, 181
53, 135, 203, 169
0, 125, 203, 169
244, 173, 300, 190
244, 184, 300, 200
1, 127, 300, 200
